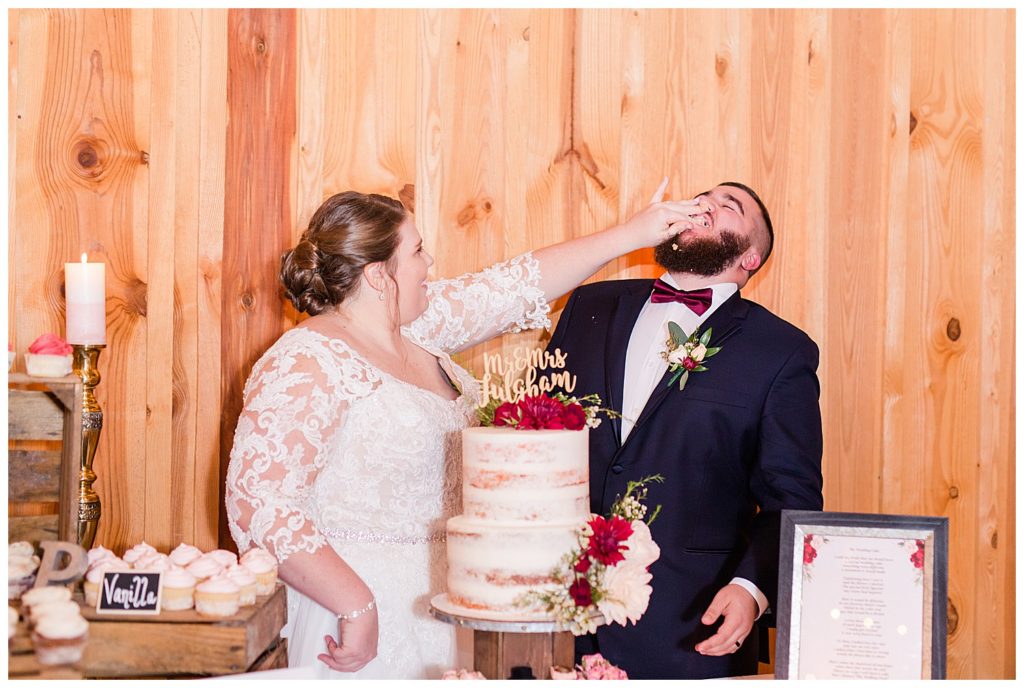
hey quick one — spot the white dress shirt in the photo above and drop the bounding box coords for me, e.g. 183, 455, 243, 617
620, 273, 767, 617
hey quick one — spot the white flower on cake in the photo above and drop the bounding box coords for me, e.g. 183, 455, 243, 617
596, 561, 653, 626
620, 520, 660, 569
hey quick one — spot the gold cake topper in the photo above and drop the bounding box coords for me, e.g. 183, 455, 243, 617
480, 346, 577, 406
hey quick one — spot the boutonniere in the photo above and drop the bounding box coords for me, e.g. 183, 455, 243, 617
661, 322, 721, 391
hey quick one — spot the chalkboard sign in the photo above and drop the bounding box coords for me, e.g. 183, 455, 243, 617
96, 571, 162, 615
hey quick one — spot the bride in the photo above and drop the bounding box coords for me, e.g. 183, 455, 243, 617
225, 184, 701, 678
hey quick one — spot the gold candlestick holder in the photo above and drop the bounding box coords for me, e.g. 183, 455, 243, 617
71, 344, 104, 549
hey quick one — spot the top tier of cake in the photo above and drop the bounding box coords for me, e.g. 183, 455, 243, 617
461, 426, 589, 524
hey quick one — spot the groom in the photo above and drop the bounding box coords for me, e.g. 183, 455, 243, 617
546, 182, 823, 678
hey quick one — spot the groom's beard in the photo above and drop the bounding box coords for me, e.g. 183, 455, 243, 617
654, 230, 750, 277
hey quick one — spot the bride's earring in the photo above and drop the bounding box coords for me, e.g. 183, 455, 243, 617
378, 290, 385, 301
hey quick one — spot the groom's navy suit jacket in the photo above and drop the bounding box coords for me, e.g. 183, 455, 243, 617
546, 279, 823, 679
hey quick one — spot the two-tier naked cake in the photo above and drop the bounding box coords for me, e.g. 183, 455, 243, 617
444, 426, 590, 620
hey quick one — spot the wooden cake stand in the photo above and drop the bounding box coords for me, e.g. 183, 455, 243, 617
430, 594, 602, 680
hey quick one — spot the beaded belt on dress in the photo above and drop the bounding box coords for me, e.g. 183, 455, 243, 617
321, 526, 446, 545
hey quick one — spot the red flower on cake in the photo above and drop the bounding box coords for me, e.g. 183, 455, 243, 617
573, 556, 591, 574
569, 577, 593, 607
586, 515, 634, 566
517, 395, 569, 430
561, 403, 587, 431
492, 402, 520, 427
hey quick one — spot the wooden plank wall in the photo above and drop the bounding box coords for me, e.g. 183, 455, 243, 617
7, 8, 1013, 679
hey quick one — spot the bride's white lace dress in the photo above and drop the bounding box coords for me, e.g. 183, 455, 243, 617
225, 254, 549, 679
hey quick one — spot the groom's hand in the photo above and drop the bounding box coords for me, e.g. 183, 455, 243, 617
318, 609, 380, 672
694, 583, 758, 656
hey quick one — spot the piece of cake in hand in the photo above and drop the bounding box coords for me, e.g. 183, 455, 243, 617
239, 548, 278, 596
160, 567, 198, 612
31, 609, 88, 666
194, 575, 241, 618
24, 334, 73, 377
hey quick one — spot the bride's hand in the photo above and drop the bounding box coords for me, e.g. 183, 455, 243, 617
318, 608, 380, 673
618, 177, 710, 250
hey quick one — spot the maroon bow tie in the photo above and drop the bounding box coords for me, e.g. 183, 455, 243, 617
650, 279, 713, 315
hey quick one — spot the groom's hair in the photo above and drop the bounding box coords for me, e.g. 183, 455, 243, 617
720, 181, 774, 276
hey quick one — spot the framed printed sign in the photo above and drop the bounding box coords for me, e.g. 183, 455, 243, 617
774, 510, 948, 680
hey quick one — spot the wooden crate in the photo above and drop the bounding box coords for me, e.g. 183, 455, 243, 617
78, 584, 288, 677
8, 374, 83, 545
8, 584, 288, 679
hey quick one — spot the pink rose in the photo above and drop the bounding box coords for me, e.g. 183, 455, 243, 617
682, 357, 697, 371
579, 654, 628, 680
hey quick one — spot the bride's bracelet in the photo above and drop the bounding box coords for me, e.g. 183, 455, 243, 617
337, 598, 376, 622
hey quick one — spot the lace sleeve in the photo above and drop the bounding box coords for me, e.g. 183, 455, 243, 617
405, 252, 551, 354
225, 332, 374, 563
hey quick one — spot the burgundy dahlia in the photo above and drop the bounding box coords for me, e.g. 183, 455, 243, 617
586, 515, 634, 566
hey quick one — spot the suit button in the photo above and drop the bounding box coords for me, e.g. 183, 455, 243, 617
611, 465, 624, 475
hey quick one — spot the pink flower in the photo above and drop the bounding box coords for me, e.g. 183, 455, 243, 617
578, 654, 628, 680
586, 516, 633, 566
682, 357, 698, 371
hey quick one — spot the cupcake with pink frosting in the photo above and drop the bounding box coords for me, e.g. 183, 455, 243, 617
86, 545, 117, 569
31, 609, 88, 666
240, 548, 278, 596
122, 542, 158, 567
225, 565, 258, 606
83, 559, 127, 607
160, 567, 198, 611
185, 554, 224, 582
21, 586, 73, 625
168, 543, 203, 568
132, 552, 173, 572
8, 556, 38, 600
27, 600, 81, 629
205, 549, 238, 569
194, 574, 241, 618
24, 334, 73, 378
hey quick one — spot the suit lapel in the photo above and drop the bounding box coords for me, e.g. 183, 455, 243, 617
624, 292, 749, 443
603, 282, 654, 447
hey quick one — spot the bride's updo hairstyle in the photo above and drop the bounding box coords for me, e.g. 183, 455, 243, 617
280, 191, 407, 315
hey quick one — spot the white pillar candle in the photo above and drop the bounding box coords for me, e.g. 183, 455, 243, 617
65, 253, 106, 345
